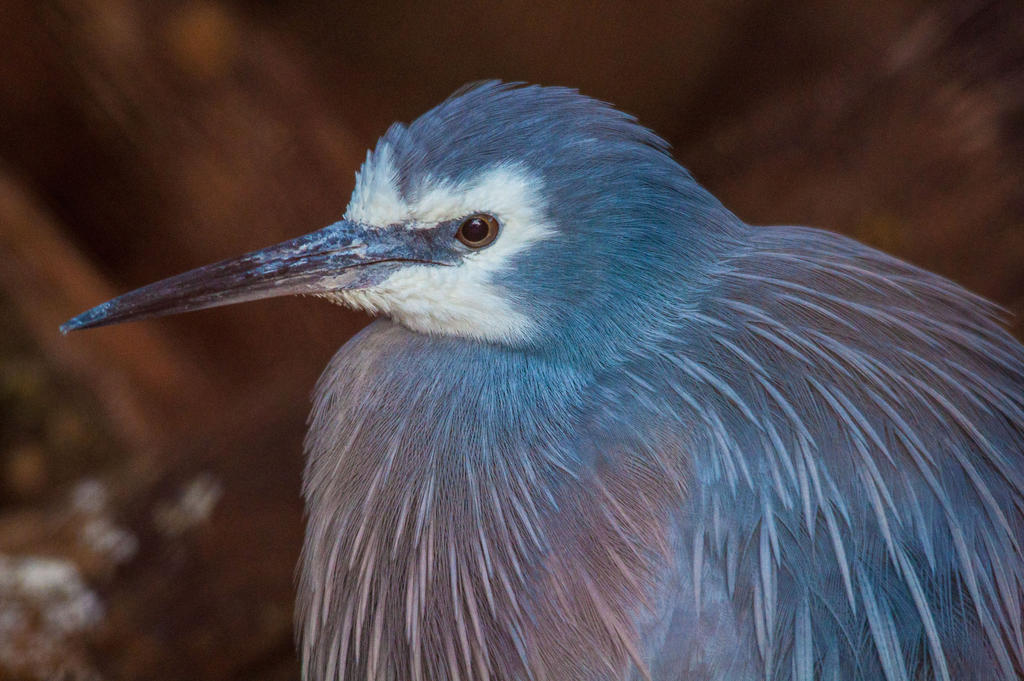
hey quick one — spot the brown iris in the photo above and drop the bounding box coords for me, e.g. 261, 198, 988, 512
455, 214, 500, 248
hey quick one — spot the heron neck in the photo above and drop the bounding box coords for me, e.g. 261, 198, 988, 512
296, 320, 681, 679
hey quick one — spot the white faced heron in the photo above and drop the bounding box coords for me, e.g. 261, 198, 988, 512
64, 82, 1024, 681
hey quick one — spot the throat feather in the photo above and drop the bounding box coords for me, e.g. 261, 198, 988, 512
296, 324, 686, 681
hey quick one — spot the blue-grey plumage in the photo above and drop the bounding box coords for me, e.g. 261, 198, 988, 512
63, 82, 1024, 681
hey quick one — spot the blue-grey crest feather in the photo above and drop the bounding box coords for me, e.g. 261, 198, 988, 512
295, 82, 1024, 681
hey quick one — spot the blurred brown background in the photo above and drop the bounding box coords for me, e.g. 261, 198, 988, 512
0, 0, 1022, 678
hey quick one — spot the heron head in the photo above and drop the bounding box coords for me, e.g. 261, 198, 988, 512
63, 83, 737, 352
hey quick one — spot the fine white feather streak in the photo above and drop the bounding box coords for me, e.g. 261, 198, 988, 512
344, 144, 406, 227
338, 156, 554, 343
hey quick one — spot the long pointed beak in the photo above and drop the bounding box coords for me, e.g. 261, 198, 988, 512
61, 220, 433, 333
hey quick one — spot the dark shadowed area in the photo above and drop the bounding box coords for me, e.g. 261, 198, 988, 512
0, 0, 1021, 678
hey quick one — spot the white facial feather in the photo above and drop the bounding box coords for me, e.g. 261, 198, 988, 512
343, 145, 406, 227
334, 150, 554, 343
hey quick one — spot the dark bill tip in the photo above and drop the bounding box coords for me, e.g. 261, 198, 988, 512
61, 305, 115, 334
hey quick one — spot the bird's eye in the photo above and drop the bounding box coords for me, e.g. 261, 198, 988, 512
455, 214, 499, 249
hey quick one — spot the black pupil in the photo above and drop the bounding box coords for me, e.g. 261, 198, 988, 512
462, 218, 490, 243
